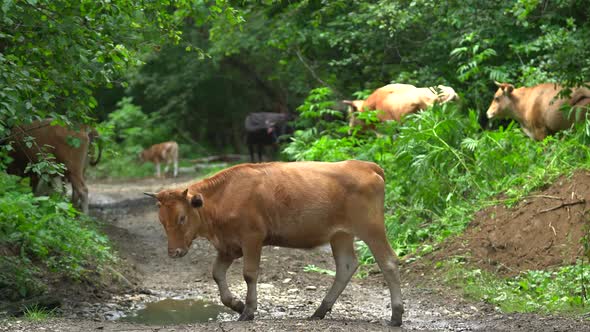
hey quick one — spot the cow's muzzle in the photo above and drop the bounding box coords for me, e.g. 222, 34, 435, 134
168, 247, 188, 258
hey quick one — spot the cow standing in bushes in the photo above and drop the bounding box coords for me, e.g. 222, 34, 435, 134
244, 112, 291, 162
344, 83, 459, 131
139, 141, 179, 178
144, 160, 404, 326
6, 119, 102, 214
486, 81, 590, 140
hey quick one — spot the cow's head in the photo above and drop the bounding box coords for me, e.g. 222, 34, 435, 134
144, 189, 205, 258
342, 100, 366, 114
487, 81, 515, 119
436, 85, 460, 103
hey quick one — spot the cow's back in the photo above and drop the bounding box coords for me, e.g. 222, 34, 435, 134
519, 84, 585, 132
203, 161, 385, 249
9, 120, 90, 174
144, 141, 178, 163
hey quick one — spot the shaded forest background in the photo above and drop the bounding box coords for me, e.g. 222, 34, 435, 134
92, 0, 590, 153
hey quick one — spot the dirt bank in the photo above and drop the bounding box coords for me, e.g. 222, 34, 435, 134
432, 170, 590, 277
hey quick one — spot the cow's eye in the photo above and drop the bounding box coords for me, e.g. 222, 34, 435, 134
494, 96, 500, 101
178, 215, 186, 225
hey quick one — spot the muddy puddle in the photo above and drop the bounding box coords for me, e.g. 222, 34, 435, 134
121, 298, 231, 325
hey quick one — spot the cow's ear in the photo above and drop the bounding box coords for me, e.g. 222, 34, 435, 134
505, 84, 514, 94
190, 193, 204, 208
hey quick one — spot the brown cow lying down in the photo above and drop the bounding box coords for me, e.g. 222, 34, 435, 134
7, 119, 102, 214
144, 160, 404, 326
140, 141, 179, 178
344, 83, 459, 129
487, 82, 590, 140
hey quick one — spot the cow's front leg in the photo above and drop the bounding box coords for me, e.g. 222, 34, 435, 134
155, 162, 161, 178
213, 254, 244, 313
239, 239, 262, 321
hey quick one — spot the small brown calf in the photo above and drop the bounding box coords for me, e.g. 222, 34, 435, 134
145, 160, 404, 326
140, 141, 179, 177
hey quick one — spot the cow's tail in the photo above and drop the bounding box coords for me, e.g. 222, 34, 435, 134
88, 129, 102, 166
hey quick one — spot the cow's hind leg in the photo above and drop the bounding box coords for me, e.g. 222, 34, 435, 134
69, 173, 89, 214
213, 254, 245, 314
173, 157, 178, 177
248, 144, 255, 163
239, 238, 262, 321
155, 162, 161, 178
358, 225, 403, 326
257, 144, 263, 162
164, 162, 170, 176
311, 232, 358, 320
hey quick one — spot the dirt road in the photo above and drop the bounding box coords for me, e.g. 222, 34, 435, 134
3, 172, 590, 331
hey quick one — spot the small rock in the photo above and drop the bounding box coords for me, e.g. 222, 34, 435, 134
305, 286, 317, 291
287, 289, 299, 294
282, 278, 292, 284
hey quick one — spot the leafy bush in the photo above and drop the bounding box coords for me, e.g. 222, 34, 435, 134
0, 173, 114, 300
285, 88, 590, 260
445, 260, 589, 314
88, 98, 172, 179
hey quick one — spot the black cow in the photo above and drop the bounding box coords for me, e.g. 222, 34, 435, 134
245, 112, 291, 163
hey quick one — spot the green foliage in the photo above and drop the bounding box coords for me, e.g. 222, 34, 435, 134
0, 173, 114, 301
22, 304, 56, 321
444, 260, 589, 314
0, 0, 240, 161
285, 88, 590, 263
303, 264, 336, 277
88, 98, 172, 179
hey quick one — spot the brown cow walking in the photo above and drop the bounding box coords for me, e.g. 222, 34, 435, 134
139, 141, 179, 178
7, 119, 102, 213
145, 160, 404, 326
487, 82, 590, 140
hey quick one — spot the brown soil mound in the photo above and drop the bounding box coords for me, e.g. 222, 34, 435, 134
432, 170, 590, 277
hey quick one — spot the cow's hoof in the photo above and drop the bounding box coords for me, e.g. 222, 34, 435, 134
309, 310, 326, 320
231, 300, 245, 314
309, 302, 330, 320
390, 304, 403, 326
237, 312, 254, 321
389, 316, 402, 327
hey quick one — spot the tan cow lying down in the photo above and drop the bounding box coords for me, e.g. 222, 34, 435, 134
487, 82, 590, 140
344, 83, 459, 129
144, 160, 404, 326
140, 141, 179, 178
7, 119, 102, 213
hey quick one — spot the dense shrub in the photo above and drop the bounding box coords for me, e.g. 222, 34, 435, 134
284, 88, 590, 258
0, 173, 114, 300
